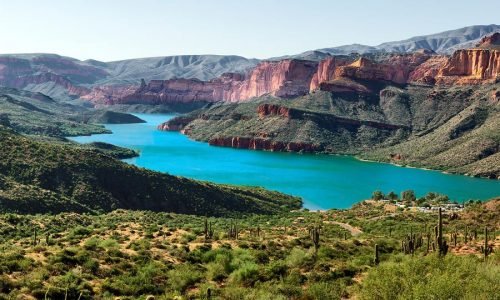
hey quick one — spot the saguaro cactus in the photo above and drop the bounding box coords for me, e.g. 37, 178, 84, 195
228, 221, 238, 240
309, 226, 321, 252
480, 227, 493, 261
437, 208, 448, 256
33, 227, 37, 246
464, 225, 468, 244
204, 218, 214, 240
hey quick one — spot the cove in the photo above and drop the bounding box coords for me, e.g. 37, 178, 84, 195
69, 113, 500, 210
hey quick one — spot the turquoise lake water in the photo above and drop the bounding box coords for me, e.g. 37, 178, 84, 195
70, 113, 500, 210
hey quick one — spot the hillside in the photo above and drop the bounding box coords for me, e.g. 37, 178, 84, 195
0, 196, 497, 298
0, 127, 301, 215
159, 84, 500, 178
0, 87, 143, 137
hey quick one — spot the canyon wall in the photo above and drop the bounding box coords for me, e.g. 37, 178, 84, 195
116, 42, 499, 105
436, 49, 500, 84
114, 60, 318, 105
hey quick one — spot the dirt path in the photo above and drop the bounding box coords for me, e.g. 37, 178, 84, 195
329, 221, 363, 236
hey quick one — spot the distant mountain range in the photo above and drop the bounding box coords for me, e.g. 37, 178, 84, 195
277, 24, 500, 60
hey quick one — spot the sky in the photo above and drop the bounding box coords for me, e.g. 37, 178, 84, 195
0, 0, 498, 61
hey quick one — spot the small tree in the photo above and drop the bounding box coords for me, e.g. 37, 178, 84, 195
401, 190, 416, 202
387, 191, 398, 201
372, 190, 384, 201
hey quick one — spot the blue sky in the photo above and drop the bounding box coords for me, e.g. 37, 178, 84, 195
0, 0, 498, 61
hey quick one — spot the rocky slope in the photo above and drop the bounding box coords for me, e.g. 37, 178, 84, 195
0, 87, 142, 137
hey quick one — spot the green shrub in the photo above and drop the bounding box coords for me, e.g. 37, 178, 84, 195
306, 281, 346, 300
167, 264, 202, 293
359, 255, 500, 300
229, 262, 260, 286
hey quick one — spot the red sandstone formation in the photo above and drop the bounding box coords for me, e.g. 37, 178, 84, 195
208, 136, 322, 152
115, 60, 318, 105
333, 55, 432, 84
436, 49, 499, 84
257, 104, 294, 118
309, 57, 350, 90
408, 56, 448, 84
80, 85, 138, 104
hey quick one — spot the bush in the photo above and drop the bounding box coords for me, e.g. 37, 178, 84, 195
229, 262, 260, 286
401, 190, 416, 202
103, 262, 167, 295
167, 264, 202, 293
306, 281, 345, 300
285, 248, 311, 269
372, 190, 384, 201
359, 255, 500, 299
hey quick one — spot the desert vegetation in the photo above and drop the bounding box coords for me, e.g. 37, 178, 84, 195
0, 197, 497, 299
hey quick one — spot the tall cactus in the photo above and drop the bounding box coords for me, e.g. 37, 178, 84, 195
464, 225, 468, 244
204, 218, 214, 240
374, 244, 380, 265
309, 226, 321, 252
480, 227, 493, 261
437, 208, 448, 256
228, 221, 238, 240
33, 227, 37, 246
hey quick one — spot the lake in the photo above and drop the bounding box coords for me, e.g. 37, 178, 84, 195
70, 113, 500, 209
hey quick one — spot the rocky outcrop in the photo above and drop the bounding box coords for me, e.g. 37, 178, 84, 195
208, 136, 322, 152
437, 49, 499, 84
80, 85, 138, 104
476, 32, 500, 49
408, 56, 448, 84
158, 116, 196, 131
332, 55, 431, 84
257, 104, 295, 118
113, 60, 318, 105
309, 57, 351, 90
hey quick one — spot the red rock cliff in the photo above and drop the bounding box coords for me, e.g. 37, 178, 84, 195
113, 60, 318, 105
437, 49, 499, 84
333, 55, 431, 84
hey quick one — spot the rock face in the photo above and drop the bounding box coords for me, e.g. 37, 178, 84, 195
257, 104, 295, 118
125, 42, 499, 105
157, 116, 195, 131
330, 54, 433, 85
309, 57, 350, 90
476, 32, 500, 48
80, 85, 138, 104
115, 60, 318, 105
437, 49, 499, 84
208, 136, 322, 152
